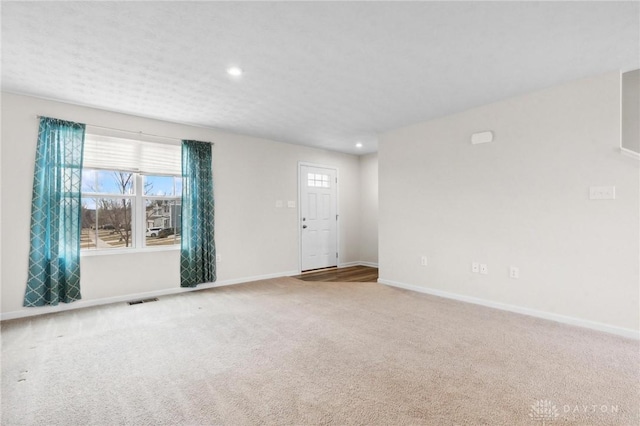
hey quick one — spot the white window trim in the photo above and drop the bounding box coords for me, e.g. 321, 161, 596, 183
81, 245, 179, 257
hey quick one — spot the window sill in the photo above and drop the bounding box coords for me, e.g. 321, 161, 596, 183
81, 245, 180, 257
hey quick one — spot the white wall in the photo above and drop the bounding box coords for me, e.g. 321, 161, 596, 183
379, 71, 639, 333
1, 93, 364, 316
359, 153, 378, 265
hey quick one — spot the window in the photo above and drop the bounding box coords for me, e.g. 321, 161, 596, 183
307, 173, 330, 188
81, 171, 135, 250
80, 130, 182, 252
143, 175, 182, 247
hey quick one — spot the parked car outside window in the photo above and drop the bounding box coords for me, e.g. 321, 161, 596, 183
146, 227, 162, 237
158, 228, 179, 238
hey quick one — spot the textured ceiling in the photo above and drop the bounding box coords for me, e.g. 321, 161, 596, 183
2, 2, 639, 154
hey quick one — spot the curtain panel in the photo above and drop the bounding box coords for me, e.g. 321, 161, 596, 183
24, 117, 86, 306
180, 140, 216, 287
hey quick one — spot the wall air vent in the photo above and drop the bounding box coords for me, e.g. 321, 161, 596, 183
127, 298, 159, 305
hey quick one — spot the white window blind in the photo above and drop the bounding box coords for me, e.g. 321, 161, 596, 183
83, 130, 181, 176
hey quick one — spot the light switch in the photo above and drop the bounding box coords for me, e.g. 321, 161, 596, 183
287, 201, 296, 208
480, 264, 488, 275
509, 266, 519, 279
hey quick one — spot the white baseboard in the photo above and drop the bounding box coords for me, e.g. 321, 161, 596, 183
338, 261, 378, 268
620, 147, 640, 160
378, 278, 639, 340
0, 270, 299, 321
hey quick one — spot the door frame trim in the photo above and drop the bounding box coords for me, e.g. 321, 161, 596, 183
297, 162, 340, 273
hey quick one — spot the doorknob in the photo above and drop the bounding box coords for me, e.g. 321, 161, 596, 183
302, 225, 307, 229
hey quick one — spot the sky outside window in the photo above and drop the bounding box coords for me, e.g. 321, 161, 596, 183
144, 175, 181, 196
81, 169, 134, 194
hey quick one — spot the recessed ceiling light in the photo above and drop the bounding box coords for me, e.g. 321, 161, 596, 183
355, 142, 363, 148
227, 66, 243, 77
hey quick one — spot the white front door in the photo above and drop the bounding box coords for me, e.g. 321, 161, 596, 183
300, 165, 338, 271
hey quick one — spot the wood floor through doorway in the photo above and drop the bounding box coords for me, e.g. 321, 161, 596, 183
294, 265, 378, 282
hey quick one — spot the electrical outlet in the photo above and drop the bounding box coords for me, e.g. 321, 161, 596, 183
589, 186, 616, 200
420, 256, 428, 266
472, 262, 480, 273
480, 264, 488, 275
509, 266, 519, 279
287, 201, 296, 208
216, 254, 221, 262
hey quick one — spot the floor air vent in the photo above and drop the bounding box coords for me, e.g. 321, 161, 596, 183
127, 298, 159, 305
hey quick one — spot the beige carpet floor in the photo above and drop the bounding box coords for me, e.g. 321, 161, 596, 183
1, 277, 638, 425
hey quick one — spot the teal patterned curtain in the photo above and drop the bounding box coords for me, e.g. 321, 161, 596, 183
24, 117, 86, 306
180, 140, 216, 287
